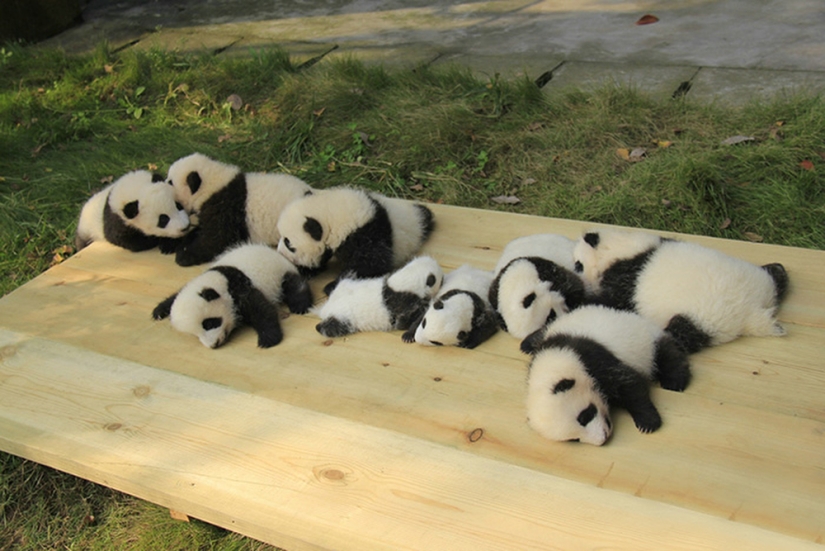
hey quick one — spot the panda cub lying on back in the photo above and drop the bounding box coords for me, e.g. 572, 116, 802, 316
315, 256, 443, 338
152, 243, 313, 348
276, 187, 435, 294
402, 264, 498, 349
572, 228, 790, 353
522, 305, 692, 446
75, 170, 190, 253
489, 233, 586, 339
166, 153, 313, 266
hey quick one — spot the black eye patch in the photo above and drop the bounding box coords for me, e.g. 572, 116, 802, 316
157, 214, 170, 228
522, 292, 536, 308
175, 202, 184, 211
574, 260, 583, 273
552, 378, 576, 394
199, 288, 220, 302
426, 274, 437, 287
283, 237, 296, 253
546, 309, 557, 324
577, 403, 598, 427
202, 317, 222, 331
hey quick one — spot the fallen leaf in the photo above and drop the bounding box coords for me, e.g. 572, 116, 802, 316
656, 140, 673, 148
226, 94, 243, 111
629, 147, 647, 161
491, 195, 521, 205
636, 14, 659, 25
775, 120, 784, 127
103, 64, 114, 74
799, 159, 814, 170
410, 184, 424, 191
313, 107, 326, 117
743, 232, 764, 243
616, 148, 630, 160
217, 134, 231, 143
721, 135, 755, 145
769, 127, 783, 141
147, 163, 158, 171
522, 178, 537, 186
100, 175, 114, 184
719, 218, 731, 230
661, 199, 672, 207
526, 122, 544, 132
31, 144, 44, 157
326, 161, 336, 172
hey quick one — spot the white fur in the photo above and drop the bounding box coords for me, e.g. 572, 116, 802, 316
493, 234, 579, 339
276, 187, 429, 271
166, 153, 311, 244
573, 228, 785, 345
76, 170, 190, 247
572, 228, 661, 294
414, 264, 493, 346
526, 305, 664, 446
316, 256, 443, 334
168, 244, 297, 348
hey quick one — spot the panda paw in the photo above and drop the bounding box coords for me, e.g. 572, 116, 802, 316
316, 317, 353, 338
256, 327, 284, 348
401, 328, 416, 343
630, 407, 662, 434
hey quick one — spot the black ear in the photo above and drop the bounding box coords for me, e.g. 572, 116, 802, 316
151, 173, 165, 183
186, 171, 202, 194
199, 287, 220, 302
122, 200, 139, 219
583, 232, 600, 248
303, 217, 323, 241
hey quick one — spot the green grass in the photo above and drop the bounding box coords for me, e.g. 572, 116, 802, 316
1, 41, 824, 549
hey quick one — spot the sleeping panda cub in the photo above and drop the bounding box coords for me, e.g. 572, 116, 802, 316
152, 243, 313, 348
572, 228, 790, 353
276, 187, 435, 294
489, 233, 586, 339
166, 153, 313, 266
315, 256, 443, 338
523, 305, 692, 446
402, 264, 498, 349
75, 170, 190, 253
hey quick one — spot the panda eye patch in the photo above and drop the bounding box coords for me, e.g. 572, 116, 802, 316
553, 378, 576, 394
523, 292, 536, 308
157, 214, 170, 228
433, 300, 444, 310
426, 274, 437, 287
175, 202, 184, 211
202, 317, 222, 331
199, 288, 220, 302
283, 237, 296, 253
577, 403, 598, 427
574, 261, 583, 273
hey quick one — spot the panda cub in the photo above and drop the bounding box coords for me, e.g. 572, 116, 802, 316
522, 305, 691, 446
75, 170, 190, 253
489, 233, 586, 339
402, 264, 498, 349
276, 187, 435, 294
166, 153, 313, 266
315, 256, 443, 338
572, 228, 790, 353
152, 243, 313, 349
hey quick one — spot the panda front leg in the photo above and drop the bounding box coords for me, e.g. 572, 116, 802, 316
240, 289, 284, 348
612, 369, 662, 434
316, 317, 355, 338
281, 272, 314, 314
653, 335, 692, 391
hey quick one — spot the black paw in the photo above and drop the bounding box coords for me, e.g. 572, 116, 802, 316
256, 327, 284, 348
401, 329, 416, 343
630, 407, 662, 434
316, 317, 353, 338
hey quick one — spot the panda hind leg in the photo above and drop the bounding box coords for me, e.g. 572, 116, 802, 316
664, 314, 712, 354
316, 317, 355, 338
281, 272, 314, 314
762, 262, 789, 304
653, 336, 692, 392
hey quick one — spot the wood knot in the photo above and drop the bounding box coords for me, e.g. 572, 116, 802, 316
433, 376, 442, 382
133, 385, 150, 398
323, 339, 334, 347
313, 465, 353, 486
0, 345, 18, 361
468, 428, 484, 443
104, 423, 122, 431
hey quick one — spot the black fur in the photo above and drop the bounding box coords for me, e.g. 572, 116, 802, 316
333, 196, 396, 279
415, 203, 436, 242
532, 333, 662, 434
382, 283, 429, 331
590, 248, 657, 311
488, 256, 586, 330
152, 293, 178, 320
211, 265, 283, 348
102, 196, 161, 252
281, 271, 314, 314
520, 326, 546, 355
664, 314, 712, 354
652, 335, 692, 391
174, 172, 249, 266
762, 262, 789, 304
583, 232, 600, 248
316, 317, 355, 337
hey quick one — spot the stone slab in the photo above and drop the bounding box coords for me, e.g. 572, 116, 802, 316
542, 61, 698, 99
687, 67, 825, 106
432, 53, 564, 82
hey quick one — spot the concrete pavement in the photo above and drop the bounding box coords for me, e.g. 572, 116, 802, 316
42, 0, 825, 104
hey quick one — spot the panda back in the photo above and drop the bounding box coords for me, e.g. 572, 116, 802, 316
244, 173, 313, 245
373, 194, 434, 267
75, 186, 111, 248
212, 243, 296, 303
545, 305, 660, 377
438, 264, 494, 300
317, 277, 390, 331
495, 233, 576, 275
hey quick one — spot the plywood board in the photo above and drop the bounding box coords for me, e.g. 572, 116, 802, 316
0, 203, 823, 550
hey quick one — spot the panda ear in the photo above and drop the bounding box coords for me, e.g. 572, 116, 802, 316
303, 190, 313, 196
583, 232, 600, 248
186, 171, 202, 194
122, 200, 139, 219
303, 217, 323, 241
151, 173, 165, 183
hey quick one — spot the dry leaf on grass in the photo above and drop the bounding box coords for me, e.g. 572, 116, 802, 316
721, 135, 755, 145
743, 232, 764, 243
799, 159, 814, 170
719, 218, 731, 230
491, 195, 521, 205
226, 94, 243, 111
629, 147, 647, 161
636, 14, 659, 25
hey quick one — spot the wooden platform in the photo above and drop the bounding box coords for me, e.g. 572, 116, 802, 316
0, 203, 823, 550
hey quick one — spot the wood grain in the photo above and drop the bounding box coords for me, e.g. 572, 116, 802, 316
0, 203, 823, 549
